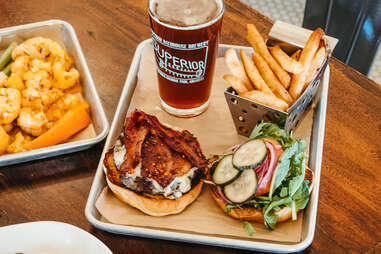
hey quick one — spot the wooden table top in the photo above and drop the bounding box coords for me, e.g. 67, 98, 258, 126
1, 0, 380, 253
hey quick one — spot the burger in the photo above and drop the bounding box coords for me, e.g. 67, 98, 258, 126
104, 109, 208, 216
209, 122, 313, 230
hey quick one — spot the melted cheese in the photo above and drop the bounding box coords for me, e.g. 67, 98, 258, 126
113, 139, 197, 199
113, 139, 126, 169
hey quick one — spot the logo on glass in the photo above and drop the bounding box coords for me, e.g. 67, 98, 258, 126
152, 31, 209, 84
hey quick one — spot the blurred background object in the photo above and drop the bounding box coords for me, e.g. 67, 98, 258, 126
242, 0, 381, 84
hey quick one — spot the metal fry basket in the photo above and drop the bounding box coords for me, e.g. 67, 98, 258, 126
224, 24, 335, 137
225, 56, 329, 136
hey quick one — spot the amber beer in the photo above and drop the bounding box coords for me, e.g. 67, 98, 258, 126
149, 0, 224, 117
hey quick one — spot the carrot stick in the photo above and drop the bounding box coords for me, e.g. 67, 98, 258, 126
26, 101, 91, 150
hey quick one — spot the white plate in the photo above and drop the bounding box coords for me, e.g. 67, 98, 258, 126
0, 221, 112, 254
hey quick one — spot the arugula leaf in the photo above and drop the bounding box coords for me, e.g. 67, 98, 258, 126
263, 197, 292, 230
248, 198, 271, 205
249, 121, 293, 149
268, 140, 302, 199
255, 195, 271, 201
225, 204, 234, 213
291, 200, 297, 220
263, 210, 277, 230
279, 187, 288, 198
290, 180, 310, 221
293, 180, 310, 210
243, 221, 255, 236
287, 140, 307, 197
225, 198, 270, 213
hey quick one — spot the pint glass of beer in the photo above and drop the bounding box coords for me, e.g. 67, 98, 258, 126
149, 0, 224, 117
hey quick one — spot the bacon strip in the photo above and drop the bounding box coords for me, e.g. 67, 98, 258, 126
141, 111, 208, 169
120, 109, 207, 175
119, 111, 149, 174
141, 133, 192, 187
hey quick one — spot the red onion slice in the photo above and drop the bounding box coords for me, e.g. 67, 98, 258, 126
255, 141, 279, 196
216, 186, 232, 204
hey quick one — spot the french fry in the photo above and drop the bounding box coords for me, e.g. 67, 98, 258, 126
304, 46, 326, 84
269, 46, 304, 74
241, 90, 289, 112
289, 28, 324, 100
251, 51, 293, 104
223, 74, 248, 94
290, 49, 301, 61
224, 48, 253, 90
239, 50, 274, 95
246, 24, 291, 88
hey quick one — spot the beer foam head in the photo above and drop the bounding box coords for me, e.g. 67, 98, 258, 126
150, 0, 223, 27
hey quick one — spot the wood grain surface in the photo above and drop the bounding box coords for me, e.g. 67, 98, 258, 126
0, 0, 380, 253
